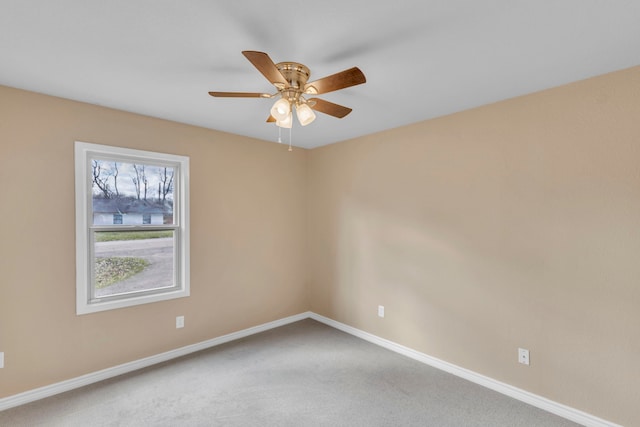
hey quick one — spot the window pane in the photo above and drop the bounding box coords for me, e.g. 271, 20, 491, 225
93, 230, 175, 298
91, 159, 174, 225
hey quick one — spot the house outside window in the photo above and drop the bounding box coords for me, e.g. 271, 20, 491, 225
75, 141, 190, 314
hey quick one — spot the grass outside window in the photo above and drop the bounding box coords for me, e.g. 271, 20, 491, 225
95, 230, 173, 242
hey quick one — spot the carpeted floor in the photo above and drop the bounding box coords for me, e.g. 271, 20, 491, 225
0, 319, 581, 426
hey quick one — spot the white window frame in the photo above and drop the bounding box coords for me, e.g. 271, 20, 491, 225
75, 141, 190, 315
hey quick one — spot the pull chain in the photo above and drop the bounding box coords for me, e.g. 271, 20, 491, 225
275, 120, 293, 151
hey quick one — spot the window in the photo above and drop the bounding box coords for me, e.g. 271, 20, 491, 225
75, 141, 189, 314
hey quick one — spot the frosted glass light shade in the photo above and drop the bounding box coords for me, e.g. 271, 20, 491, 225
270, 98, 291, 121
276, 112, 293, 128
296, 103, 316, 126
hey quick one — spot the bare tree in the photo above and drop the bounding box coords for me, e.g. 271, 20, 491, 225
92, 160, 112, 198
131, 164, 148, 200
159, 167, 174, 203
131, 166, 140, 200
143, 168, 149, 201
112, 162, 120, 198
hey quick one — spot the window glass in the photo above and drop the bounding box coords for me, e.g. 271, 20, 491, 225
93, 230, 175, 299
91, 159, 175, 225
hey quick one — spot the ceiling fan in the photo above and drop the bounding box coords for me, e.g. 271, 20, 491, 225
209, 51, 366, 128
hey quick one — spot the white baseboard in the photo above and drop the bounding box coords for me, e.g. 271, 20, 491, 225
0, 311, 620, 427
309, 312, 620, 427
0, 311, 311, 411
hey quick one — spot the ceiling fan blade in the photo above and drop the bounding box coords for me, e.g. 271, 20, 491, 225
308, 98, 352, 118
304, 67, 366, 95
208, 91, 270, 98
242, 51, 289, 88
266, 115, 276, 123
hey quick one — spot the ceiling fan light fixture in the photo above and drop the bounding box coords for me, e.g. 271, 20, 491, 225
270, 98, 291, 121
304, 86, 318, 95
296, 103, 316, 126
276, 111, 293, 128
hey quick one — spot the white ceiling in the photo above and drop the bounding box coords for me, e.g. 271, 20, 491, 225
1, 1, 639, 149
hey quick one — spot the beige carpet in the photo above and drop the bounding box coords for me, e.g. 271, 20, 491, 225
0, 319, 581, 426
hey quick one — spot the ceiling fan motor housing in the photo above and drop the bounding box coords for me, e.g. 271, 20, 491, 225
275, 62, 311, 104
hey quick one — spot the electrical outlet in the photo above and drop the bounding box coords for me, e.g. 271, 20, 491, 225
176, 316, 185, 329
518, 348, 530, 365
0, 352, 4, 368
378, 305, 385, 318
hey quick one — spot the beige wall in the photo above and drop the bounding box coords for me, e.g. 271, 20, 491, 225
1, 66, 639, 425
307, 66, 640, 426
0, 86, 308, 396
